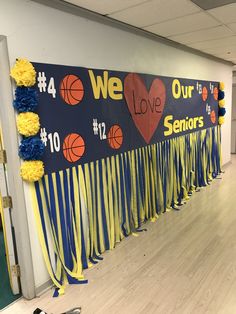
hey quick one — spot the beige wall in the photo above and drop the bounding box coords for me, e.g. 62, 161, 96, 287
231, 73, 236, 153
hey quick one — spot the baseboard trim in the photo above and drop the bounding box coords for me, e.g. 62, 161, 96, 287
222, 160, 232, 169
35, 279, 53, 297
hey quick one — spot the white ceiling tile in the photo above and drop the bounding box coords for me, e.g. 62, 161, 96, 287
188, 36, 236, 50
64, 0, 147, 15
227, 23, 236, 33
62, 0, 236, 63
144, 12, 220, 37
202, 45, 236, 55
208, 3, 236, 24
169, 25, 233, 45
108, 0, 200, 28
213, 52, 236, 61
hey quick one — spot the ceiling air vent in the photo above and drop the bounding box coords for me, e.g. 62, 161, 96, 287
191, 0, 236, 10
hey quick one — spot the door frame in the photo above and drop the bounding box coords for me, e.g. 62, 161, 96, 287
0, 35, 36, 299
0, 148, 20, 295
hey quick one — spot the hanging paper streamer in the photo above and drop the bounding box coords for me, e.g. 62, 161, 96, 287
32, 125, 222, 295
28, 61, 223, 295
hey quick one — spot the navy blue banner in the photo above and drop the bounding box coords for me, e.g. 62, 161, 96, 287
33, 62, 219, 174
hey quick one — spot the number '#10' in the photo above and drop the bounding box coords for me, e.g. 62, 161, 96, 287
48, 132, 60, 153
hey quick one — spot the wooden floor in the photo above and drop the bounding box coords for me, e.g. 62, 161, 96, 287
2, 155, 236, 314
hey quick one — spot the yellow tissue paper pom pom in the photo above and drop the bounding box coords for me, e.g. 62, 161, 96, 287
16, 112, 40, 136
219, 82, 225, 90
219, 116, 225, 125
10, 58, 36, 87
218, 99, 225, 108
20, 160, 44, 182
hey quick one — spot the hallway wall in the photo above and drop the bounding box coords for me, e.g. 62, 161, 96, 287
232, 73, 236, 153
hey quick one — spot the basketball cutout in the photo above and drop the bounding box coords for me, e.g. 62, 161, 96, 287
202, 86, 208, 101
60, 75, 84, 105
107, 125, 123, 150
63, 133, 85, 162
210, 110, 216, 124
213, 87, 218, 100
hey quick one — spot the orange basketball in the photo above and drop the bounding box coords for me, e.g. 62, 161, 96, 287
210, 110, 216, 124
202, 86, 208, 101
213, 87, 218, 100
60, 75, 84, 105
63, 133, 85, 162
107, 125, 123, 149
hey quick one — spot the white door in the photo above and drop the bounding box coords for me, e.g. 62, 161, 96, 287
0, 130, 20, 295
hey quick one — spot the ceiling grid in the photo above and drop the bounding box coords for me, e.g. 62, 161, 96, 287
63, 0, 236, 64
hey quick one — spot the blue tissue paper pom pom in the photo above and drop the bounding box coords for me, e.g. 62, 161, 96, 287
218, 90, 225, 100
14, 87, 38, 112
218, 107, 226, 116
19, 137, 45, 160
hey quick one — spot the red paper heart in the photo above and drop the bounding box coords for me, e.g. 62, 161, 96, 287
124, 73, 166, 143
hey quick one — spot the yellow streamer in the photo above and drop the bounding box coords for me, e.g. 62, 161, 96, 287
31, 126, 222, 296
